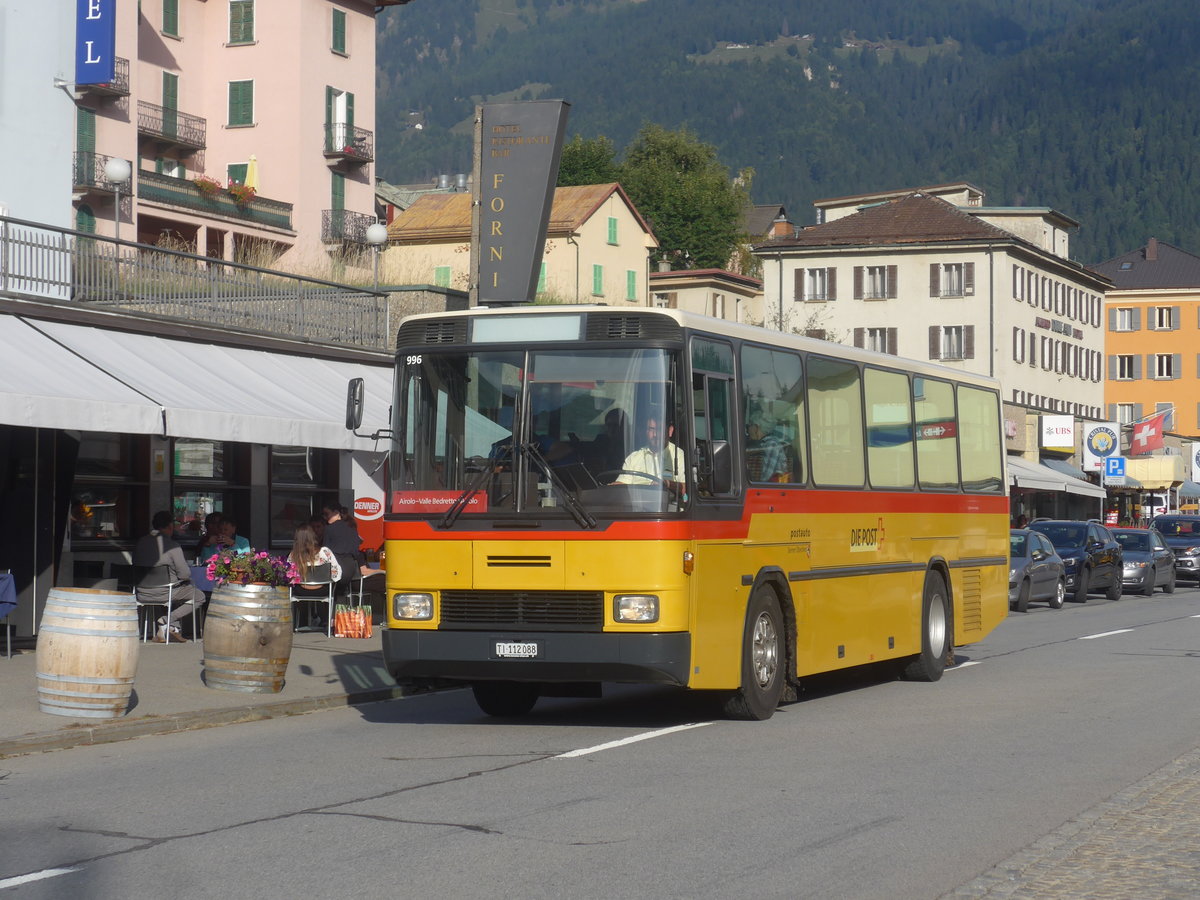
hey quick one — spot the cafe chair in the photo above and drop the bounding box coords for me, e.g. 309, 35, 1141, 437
1, 568, 12, 659
290, 563, 335, 637
133, 565, 195, 644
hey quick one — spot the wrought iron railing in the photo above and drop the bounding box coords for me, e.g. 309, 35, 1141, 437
79, 56, 130, 97
73, 152, 119, 191
0, 216, 387, 348
138, 171, 293, 230
323, 123, 374, 163
137, 100, 206, 150
322, 209, 376, 244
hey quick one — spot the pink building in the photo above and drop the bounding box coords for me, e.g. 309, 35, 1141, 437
73, 0, 409, 265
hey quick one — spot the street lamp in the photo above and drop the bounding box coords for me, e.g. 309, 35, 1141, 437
103, 157, 132, 242
365, 221, 389, 342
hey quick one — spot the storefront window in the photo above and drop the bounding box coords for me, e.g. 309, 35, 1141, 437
69, 434, 148, 544
269, 446, 339, 545
171, 439, 249, 545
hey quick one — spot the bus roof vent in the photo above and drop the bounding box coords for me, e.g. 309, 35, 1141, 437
396, 319, 467, 346
586, 313, 681, 342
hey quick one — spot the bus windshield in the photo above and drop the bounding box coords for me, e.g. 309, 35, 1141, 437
392, 347, 686, 519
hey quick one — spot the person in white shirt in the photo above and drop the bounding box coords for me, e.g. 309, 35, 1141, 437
615, 416, 686, 485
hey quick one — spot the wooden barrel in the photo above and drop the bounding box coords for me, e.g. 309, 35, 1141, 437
203, 584, 293, 693
36, 587, 139, 718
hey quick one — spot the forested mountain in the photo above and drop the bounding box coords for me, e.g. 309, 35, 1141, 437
375, 0, 1200, 264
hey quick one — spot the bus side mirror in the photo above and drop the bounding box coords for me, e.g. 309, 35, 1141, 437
698, 440, 731, 495
346, 378, 365, 431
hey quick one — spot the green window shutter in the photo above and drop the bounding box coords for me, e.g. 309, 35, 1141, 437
325, 86, 335, 151
76, 108, 96, 153
229, 0, 254, 44
332, 9, 346, 53
162, 71, 178, 137
626, 270, 637, 301
434, 266, 451, 288
331, 172, 345, 211
228, 80, 253, 126
76, 205, 96, 234
155, 157, 165, 174
227, 163, 248, 184
345, 92, 354, 129
607, 217, 618, 245
537, 262, 547, 294
162, 0, 178, 36
592, 264, 604, 296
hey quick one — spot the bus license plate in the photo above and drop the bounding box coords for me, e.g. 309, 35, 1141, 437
495, 641, 539, 658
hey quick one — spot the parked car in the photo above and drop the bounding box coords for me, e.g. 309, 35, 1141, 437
1110, 527, 1176, 596
1027, 519, 1123, 603
1009, 529, 1067, 611
1149, 515, 1200, 582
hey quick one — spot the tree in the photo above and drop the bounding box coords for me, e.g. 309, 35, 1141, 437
557, 135, 620, 186
618, 124, 748, 270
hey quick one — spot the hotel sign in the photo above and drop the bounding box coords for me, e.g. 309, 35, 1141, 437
76, 0, 116, 85
474, 101, 570, 306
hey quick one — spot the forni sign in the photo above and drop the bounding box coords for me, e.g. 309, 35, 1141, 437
76, 0, 116, 85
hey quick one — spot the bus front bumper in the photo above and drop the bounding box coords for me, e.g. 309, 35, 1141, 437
382, 629, 692, 687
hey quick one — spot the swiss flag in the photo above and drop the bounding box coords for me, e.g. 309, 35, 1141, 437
1130, 411, 1168, 455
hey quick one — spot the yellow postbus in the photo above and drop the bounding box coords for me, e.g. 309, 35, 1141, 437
352, 306, 1008, 719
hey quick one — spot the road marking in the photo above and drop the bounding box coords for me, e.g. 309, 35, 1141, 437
1080, 629, 1134, 640
0, 867, 79, 890
948, 660, 981, 671
555, 722, 712, 758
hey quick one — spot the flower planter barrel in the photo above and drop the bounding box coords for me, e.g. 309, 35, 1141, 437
36, 587, 139, 718
203, 583, 293, 693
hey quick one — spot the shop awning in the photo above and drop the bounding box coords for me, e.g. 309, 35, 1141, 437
1, 313, 393, 450
1179, 481, 1200, 499
1042, 458, 1089, 480
1007, 456, 1107, 498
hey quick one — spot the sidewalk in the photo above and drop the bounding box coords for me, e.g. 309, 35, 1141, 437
0, 629, 409, 759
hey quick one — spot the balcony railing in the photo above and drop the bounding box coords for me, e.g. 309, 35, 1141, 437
78, 56, 130, 98
137, 100, 206, 151
322, 209, 376, 244
323, 124, 374, 164
138, 170, 293, 231
72, 152, 119, 192
0, 215, 387, 348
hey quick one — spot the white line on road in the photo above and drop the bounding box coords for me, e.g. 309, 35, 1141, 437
555, 722, 712, 758
0, 868, 79, 890
1079, 629, 1134, 640
948, 660, 981, 671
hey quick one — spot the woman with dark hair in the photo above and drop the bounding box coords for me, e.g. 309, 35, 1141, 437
289, 524, 342, 630
323, 505, 367, 592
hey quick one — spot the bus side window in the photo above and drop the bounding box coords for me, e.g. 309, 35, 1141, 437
740, 344, 805, 485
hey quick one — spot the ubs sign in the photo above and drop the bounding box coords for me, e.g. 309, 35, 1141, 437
474, 101, 570, 306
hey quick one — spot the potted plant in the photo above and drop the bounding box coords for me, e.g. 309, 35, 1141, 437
193, 174, 222, 197
227, 180, 257, 206
203, 550, 299, 694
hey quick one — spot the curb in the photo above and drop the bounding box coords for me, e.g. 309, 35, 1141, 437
0, 685, 412, 760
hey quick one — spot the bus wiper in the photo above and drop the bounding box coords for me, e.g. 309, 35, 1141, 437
523, 440, 597, 529
438, 444, 511, 529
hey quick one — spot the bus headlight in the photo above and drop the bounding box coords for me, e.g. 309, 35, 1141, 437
614, 594, 659, 623
393, 592, 433, 620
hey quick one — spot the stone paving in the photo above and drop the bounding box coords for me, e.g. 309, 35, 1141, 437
945, 746, 1200, 898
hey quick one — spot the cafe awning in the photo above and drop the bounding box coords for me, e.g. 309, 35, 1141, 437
1179, 481, 1200, 499
0, 313, 393, 450
1007, 456, 1107, 498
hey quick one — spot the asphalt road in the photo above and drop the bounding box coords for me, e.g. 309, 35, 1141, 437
2, 581, 1199, 899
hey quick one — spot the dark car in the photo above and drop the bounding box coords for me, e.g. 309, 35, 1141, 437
1111, 527, 1176, 596
1149, 515, 1200, 582
1027, 519, 1123, 603
1009, 529, 1067, 612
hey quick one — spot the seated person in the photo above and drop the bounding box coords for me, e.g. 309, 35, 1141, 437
615, 416, 686, 485
746, 413, 791, 482
288, 524, 342, 628
132, 510, 206, 642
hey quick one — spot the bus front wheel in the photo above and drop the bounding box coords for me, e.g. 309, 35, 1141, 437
472, 681, 540, 717
903, 571, 949, 683
723, 589, 785, 721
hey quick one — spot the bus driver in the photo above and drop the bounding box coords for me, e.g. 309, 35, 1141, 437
615, 416, 686, 485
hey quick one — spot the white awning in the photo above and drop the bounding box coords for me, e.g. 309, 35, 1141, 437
1, 314, 393, 450
1007, 456, 1107, 498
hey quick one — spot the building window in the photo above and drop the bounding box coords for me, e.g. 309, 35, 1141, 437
433, 266, 450, 288
929, 325, 974, 360
592, 264, 604, 296
269, 446, 338, 546
162, 0, 180, 37
626, 270, 637, 301
607, 217, 618, 245
172, 439, 251, 552
1153, 306, 1178, 330
537, 263, 547, 294
331, 8, 347, 54
227, 80, 254, 127
227, 162, 248, 184
713, 293, 726, 318
69, 434, 149, 546
854, 265, 895, 300
1154, 354, 1177, 379
930, 262, 974, 297
325, 86, 355, 153
1113, 307, 1137, 331
1156, 402, 1175, 430
806, 267, 828, 301
1115, 403, 1136, 425
229, 0, 254, 45
1115, 354, 1137, 380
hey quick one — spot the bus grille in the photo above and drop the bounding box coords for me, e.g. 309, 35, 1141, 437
960, 568, 983, 633
396, 319, 467, 346
586, 313, 682, 341
440, 590, 604, 631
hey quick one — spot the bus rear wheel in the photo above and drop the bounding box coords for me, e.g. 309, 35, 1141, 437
903, 571, 949, 682
472, 681, 540, 717
723, 589, 785, 721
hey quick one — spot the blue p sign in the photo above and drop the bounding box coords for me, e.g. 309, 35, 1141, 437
1105, 456, 1125, 477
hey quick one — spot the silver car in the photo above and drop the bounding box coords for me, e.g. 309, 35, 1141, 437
1009, 529, 1067, 612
